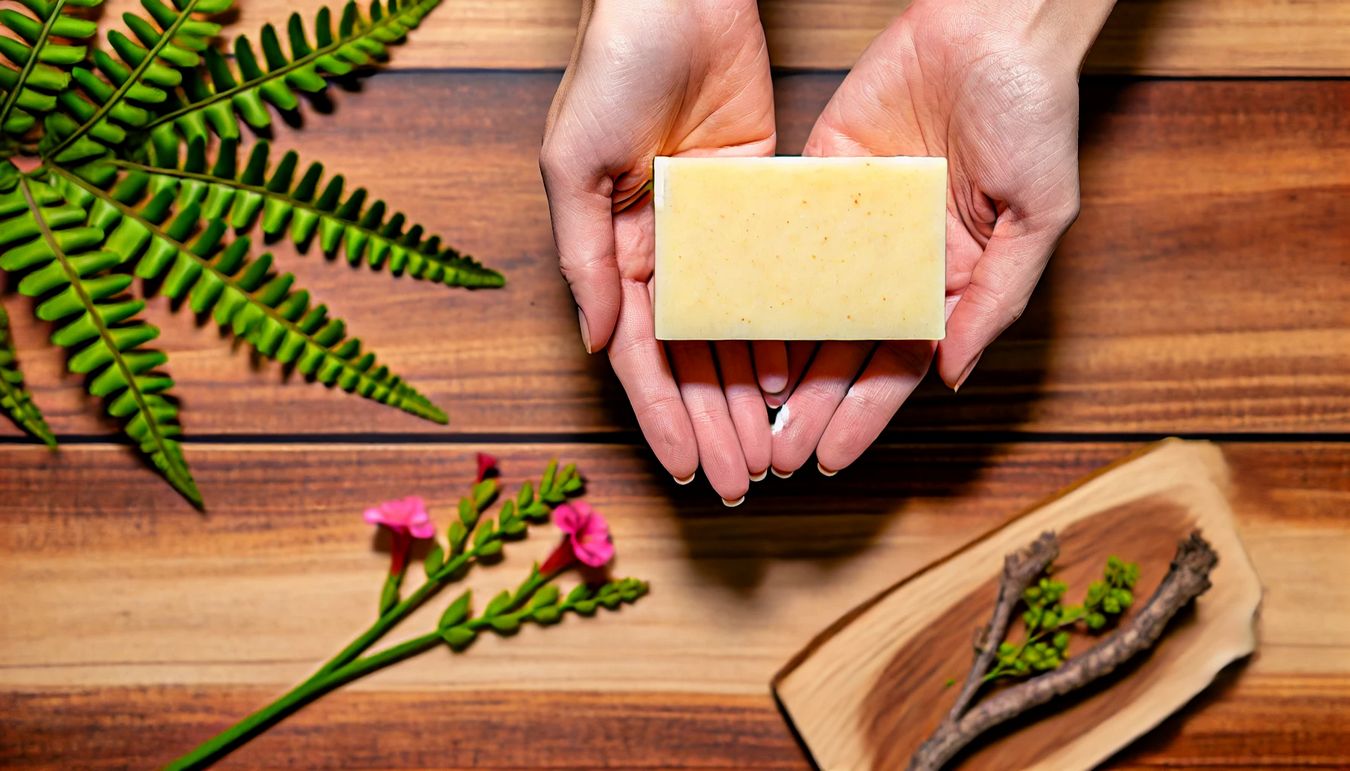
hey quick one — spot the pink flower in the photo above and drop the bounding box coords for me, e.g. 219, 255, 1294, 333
475, 453, 498, 483
542, 501, 614, 573
364, 496, 435, 575
363, 496, 435, 538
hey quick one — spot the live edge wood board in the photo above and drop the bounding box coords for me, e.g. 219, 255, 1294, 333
774, 440, 1263, 770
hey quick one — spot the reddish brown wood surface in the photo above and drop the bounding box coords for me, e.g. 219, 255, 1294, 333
0, 442, 1346, 767
82, 0, 1350, 75
2, 675, 1345, 769
2, 76, 1346, 438
2, 6, 1347, 766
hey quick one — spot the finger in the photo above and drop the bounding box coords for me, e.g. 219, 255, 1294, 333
539, 148, 621, 353
816, 342, 934, 474
608, 279, 699, 483
938, 212, 1074, 390
771, 342, 872, 476
752, 340, 788, 396
715, 341, 772, 481
767, 342, 817, 409
668, 342, 752, 505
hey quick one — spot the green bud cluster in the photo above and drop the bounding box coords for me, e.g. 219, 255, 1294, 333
983, 555, 1141, 684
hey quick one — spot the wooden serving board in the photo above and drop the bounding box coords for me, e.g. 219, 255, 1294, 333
773, 440, 1264, 770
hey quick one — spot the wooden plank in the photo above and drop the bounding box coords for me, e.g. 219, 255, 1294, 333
0, 441, 1345, 767
2, 676, 1346, 769
84, 0, 1350, 75
3, 76, 1347, 438
1, 442, 1344, 689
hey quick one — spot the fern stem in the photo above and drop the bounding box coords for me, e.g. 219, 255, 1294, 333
0, 0, 72, 141
46, 0, 204, 161
140, 0, 438, 134
51, 165, 443, 423
17, 175, 192, 491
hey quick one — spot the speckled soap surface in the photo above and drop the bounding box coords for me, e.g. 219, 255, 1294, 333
653, 156, 947, 341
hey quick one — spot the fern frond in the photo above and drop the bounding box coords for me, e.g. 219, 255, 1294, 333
0, 0, 103, 148
0, 300, 57, 446
0, 172, 198, 504
128, 139, 503, 288
42, 0, 231, 165
53, 162, 449, 424
143, 0, 441, 147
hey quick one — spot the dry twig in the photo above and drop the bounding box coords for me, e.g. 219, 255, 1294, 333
908, 531, 1219, 771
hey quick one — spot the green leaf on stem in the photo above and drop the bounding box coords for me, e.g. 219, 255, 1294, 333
447, 521, 467, 554
422, 542, 443, 578
488, 614, 519, 633
441, 625, 475, 650
483, 589, 511, 617
529, 584, 559, 610
472, 520, 495, 547
471, 479, 497, 508
438, 589, 470, 630
458, 497, 477, 528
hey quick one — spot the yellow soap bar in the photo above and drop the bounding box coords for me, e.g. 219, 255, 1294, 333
653, 156, 947, 341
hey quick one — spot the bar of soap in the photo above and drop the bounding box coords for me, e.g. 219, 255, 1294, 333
653, 156, 947, 341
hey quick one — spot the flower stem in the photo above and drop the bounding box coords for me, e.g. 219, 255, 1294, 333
165, 632, 444, 770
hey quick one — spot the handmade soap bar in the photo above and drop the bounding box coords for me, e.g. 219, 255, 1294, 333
653, 156, 946, 341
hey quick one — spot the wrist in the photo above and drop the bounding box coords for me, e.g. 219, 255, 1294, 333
906, 0, 1116, 69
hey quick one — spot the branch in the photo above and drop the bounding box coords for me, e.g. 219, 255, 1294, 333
945, 531, 1059, 723
909, 531, 1219, 771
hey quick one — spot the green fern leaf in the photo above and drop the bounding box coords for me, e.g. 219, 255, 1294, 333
0, 172, 198, 504
0, 300, 57, 446
0, 0, 104, 148
52, 162, 448, 424
42, 0, 231, 165
142, 0, 442, 147
130, 139, 503, 288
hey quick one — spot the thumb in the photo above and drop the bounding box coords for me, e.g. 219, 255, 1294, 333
539, 152, 621, 353
938, 211, 1073, 389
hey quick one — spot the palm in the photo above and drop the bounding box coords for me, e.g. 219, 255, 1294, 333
542, 2, 777, 501
770, 13, 1082, 475
807, 15, 1080, 331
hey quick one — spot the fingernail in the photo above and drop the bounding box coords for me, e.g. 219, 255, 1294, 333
577, 308, 592, 354
749, 469, 767, 482
954, 352, 983, 392
766, 394, 783, 409
816, 462, 838, 477
673, 472, 695, 486
722, 495, 746, 508
771, 467, 793, 479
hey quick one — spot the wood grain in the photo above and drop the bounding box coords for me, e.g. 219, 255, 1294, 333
2, 676, 1346, 769
2, 75, 1346, 438
1, 442, 1344, 690
0, 441, 1345, 767
81, 0, 1350, 75
775, 441, 1263, 770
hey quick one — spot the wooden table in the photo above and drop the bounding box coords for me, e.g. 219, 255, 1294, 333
2, 1, 1348, 767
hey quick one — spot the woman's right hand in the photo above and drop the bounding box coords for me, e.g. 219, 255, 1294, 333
540, 0, 782, 504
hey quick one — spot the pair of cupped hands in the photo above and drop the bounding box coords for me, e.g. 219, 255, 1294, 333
540, 0, 1111, 505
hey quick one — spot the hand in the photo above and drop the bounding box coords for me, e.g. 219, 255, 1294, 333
540, 0, 782, 503
769, 0, 1114, 476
